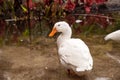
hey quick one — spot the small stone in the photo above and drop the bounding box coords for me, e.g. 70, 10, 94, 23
45, 67, 48, 70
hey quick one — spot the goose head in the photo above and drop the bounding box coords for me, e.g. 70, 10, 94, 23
49, 21, 72, 37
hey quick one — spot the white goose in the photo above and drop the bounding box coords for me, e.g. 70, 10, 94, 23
104, 30, 120, 42
49, 21, 93, 76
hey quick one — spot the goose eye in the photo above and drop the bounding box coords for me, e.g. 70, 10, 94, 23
58, 24, 60, 26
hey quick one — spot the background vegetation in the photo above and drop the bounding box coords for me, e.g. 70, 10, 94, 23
0, 0, 120, 45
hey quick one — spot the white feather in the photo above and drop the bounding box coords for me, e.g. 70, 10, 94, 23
105, 30, 120, 41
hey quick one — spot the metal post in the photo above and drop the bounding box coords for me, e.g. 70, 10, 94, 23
27, 0, 31, 43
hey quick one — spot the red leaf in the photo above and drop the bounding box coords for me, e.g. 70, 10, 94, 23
25, 0, 36, 10
44, 0, 50, 6
0, 0, 3, 4
85, 6, 91, 13
65, 14, 75, 25
64, 0, 75, 12
54, 0, 63, 5
86, 0, 94, 5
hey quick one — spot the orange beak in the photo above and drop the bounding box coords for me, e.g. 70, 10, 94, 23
49, 27, 57, 37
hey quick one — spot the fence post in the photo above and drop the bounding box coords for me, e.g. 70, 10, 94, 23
27, 0, 31, 43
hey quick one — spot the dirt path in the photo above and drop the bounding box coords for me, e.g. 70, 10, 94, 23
0, 35, 120, 80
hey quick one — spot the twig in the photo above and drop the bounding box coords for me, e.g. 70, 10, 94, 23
73, 13, 114, 19
106, 52, 120, 64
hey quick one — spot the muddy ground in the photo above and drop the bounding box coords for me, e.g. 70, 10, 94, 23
0, 35, 120, 80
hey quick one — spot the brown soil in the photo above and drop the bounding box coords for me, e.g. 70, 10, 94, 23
0, 35, 120, 80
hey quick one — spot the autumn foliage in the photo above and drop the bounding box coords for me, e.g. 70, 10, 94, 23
0, 0, 116, 43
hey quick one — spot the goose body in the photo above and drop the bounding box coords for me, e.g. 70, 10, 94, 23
104, 30, 120, 42
49, 21, 93, 76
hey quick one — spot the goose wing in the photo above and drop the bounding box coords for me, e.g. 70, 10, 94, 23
58, 39, 93, 71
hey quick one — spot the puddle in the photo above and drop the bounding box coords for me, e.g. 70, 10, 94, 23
95, 77, 111, 80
